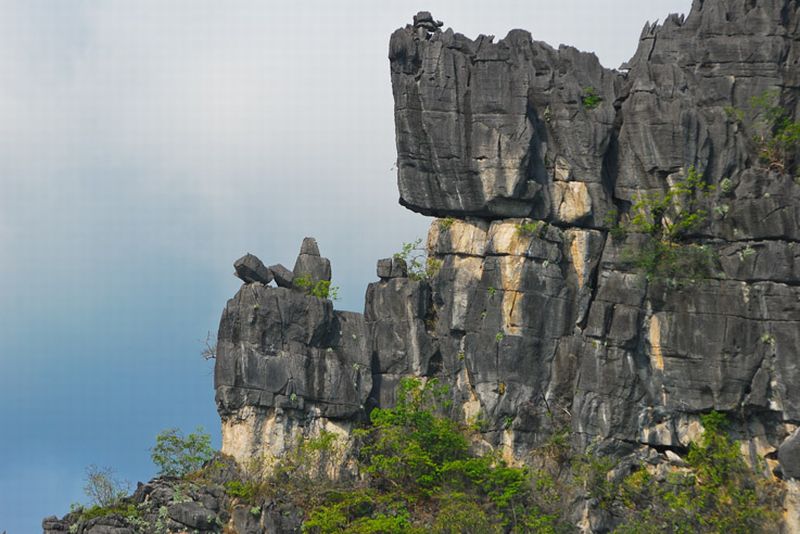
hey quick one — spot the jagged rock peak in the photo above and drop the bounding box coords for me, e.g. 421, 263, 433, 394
412, 11, 443, 33
232, 238, 333, 293
298, 236, 320, 256
293, 237, 331, 284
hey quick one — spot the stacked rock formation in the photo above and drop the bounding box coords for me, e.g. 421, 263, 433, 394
217, 239, 370, 462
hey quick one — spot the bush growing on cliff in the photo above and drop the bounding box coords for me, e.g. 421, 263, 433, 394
151, 427, 214, 478
302, 378, 567, 533
394, 239, 442, 281
72, 465, 139, 524
294, 274, 340, 300
515, 220, 544, 237
614, 412, 780, 533
727, 89, 800, 174
614, 166, 718, 284
581, 87, 602, 110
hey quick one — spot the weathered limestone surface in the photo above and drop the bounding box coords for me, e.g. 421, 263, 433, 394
211, 2, 800, 528
390, 20, 618, 224
383, 0, 800, 470
207, 1, 800, 531
390, 0, 800, 233
215, 242, 371, 464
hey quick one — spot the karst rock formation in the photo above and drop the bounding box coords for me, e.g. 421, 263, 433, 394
45, 0, 800, 532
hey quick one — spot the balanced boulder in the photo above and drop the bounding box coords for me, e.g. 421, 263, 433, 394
234, 253, 273, 285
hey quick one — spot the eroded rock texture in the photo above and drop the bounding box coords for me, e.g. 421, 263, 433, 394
383, 0, 800, 465
210, 0, 800, 531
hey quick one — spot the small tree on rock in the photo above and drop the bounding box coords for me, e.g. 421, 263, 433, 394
151, 427, 214, 478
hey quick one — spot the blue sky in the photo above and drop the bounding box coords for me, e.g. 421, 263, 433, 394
0, 1, 689, 531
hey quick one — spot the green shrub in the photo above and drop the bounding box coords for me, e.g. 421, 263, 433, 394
151, 427, 215, 478
303, 490, 413, 534
615, 412, 779, 533
749, 90, 800, 173
225, 479, 258, 502
622, 240, 716, 285
294, 275, 340, 300
438, 217, 456, 230
581, 87, 602, 110
627, 166, 713, 240
430, 492, 501, 533
617, 167, 718, 284
725, 90, 800, 174
604, 209, 627, 241
515, 220, 543, 237
394, 239, 442, 281
79, 503, 140, 521
357, 378, 468, 494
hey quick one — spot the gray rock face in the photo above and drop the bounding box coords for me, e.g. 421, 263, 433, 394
216, 240, 370, 463
292, 237, 331, 284
780, 429, 800, 480
365, 276, 436, 408
268, 263, 294, 288
211, 0, 799, 502
299, 237, 321, 256
390, 20, 618, 223
215, 285, 370, 420
168, 501, 218, 529
376, 257, 408, 279
390, 2, 800, 232
234, 253, 273, 285
383, 3, 800, 446
292, 253, 331, 284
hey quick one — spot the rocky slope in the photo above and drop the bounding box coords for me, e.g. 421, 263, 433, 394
45, 0, 800, 532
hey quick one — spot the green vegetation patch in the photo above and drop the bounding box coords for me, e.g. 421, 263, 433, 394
151, 426, 215, 478
394, 239, 443, 281
294, 275, 340, 300
609, 166, 718, 285
581, 87, 602, 110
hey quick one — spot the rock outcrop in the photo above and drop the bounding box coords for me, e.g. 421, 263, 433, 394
214, 0, 800, 528
385, 0, 800, 459
216, 241, 370, 464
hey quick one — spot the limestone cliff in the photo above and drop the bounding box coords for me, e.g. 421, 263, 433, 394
45, 1, 800, 532
212, 1, 800, 530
